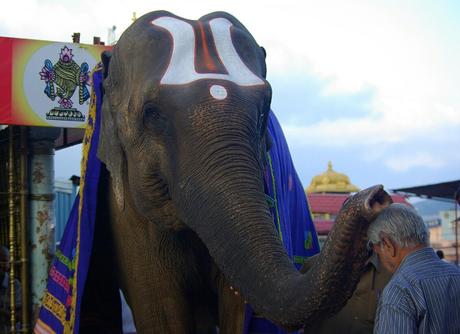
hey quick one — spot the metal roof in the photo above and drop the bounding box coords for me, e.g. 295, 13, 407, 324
393, 180, 460, 202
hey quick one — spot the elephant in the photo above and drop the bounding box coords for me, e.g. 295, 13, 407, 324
84, 10, 393, 333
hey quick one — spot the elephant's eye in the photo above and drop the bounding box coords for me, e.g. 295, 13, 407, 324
143, 103, 168, 133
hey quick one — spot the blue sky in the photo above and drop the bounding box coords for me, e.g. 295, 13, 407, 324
1, 0, 459, 190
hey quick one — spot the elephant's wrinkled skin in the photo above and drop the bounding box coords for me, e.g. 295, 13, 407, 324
94, 10, 392, 333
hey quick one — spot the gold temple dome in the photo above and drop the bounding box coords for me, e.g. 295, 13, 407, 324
306, 161, 360, 194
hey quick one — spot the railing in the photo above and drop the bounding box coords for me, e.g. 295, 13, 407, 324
0, 126, 30, 334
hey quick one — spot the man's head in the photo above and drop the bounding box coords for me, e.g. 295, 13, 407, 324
0, 246, 9, 276
436, 249, 445, 259
368, 203, 429, 273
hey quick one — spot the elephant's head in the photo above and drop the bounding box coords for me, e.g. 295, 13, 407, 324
99, 10, 270, 224
98, 10, 391, 329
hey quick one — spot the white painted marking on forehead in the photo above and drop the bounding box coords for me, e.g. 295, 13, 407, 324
151, 16, 264, 86
210, 85, 228, 100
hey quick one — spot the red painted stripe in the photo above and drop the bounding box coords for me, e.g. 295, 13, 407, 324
198, 22, 217, 71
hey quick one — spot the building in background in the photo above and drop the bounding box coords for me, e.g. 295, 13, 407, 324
54, 176, 79, 245
413, 199, 459, 263
392, 180, 460, 265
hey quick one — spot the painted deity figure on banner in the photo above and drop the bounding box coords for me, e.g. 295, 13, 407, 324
39, 46, 91, 121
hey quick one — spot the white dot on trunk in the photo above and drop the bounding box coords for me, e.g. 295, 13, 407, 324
210, 85, 228, 100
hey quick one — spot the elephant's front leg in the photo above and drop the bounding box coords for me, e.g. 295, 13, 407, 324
113, 225, 195, 332
105, 184, 196, 333
216, 270, 247, 334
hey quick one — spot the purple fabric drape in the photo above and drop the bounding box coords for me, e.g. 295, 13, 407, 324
243, 111, 320, 334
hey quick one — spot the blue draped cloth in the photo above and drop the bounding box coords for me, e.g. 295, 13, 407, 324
35, 66, 319, 333
265, 112, 319, 264
243, 112, 320, 334
35, 65, 105, 334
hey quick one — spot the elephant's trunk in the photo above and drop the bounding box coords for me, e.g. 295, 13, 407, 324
177, 136, 391, 328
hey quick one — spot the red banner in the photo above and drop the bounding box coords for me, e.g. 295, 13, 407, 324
0, 38, 13, 125
0, 37, 110, 128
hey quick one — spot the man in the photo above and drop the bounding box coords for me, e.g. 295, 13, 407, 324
435, 249, 449, 262
368, 203, 460, 333
302, 251, 392, 334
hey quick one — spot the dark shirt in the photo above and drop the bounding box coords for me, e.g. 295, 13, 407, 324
374, 247, 460, 334
302, 253, 392, 334
0, 273, 21, 308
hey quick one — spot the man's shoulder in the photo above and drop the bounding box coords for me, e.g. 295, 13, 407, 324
399, 249, 460, 281
381, 273, 411, 297
380, 264, 423, 304
405, 258, 460, 283
379, 275, 418, 318
382, 254, 460, 304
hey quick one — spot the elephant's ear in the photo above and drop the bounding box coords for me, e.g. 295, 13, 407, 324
101, 51, 112, 79
97, 52, 125, 211
261, 46, 267, 59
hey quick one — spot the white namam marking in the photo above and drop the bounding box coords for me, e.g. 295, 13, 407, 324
151, 16, 264, 86
210, 85, 228, 100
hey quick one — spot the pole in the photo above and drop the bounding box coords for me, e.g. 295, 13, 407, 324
20, 126, 30, 333
8, 126, 17, 333
28, 127, 60, 321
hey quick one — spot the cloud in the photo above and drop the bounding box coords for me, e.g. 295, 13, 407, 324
384, 153, 445, 172
280, 88, 460, 148
274, 65, 460, 179
3, 0, 459, 187
269, 74, 376, 124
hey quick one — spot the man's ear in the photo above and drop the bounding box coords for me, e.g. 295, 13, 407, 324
260, 46, 267, 79
382, 236, 397, 257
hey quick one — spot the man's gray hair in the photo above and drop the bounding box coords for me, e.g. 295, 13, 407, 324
368, 203, 429, 248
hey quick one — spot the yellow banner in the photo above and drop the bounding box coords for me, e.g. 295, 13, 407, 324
0, 37, 111, 128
